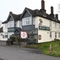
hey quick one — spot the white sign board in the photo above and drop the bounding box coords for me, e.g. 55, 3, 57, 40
20, 31, 28, 39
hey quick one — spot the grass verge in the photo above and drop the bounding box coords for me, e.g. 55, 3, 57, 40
25, 40, 60, 57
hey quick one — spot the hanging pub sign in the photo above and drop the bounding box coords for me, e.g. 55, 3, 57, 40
20, 31, 28, 39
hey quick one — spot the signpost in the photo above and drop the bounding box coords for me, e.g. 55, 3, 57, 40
20, 31, 28, 46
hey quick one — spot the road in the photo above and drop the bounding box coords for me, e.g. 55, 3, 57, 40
0, 45, 60, 60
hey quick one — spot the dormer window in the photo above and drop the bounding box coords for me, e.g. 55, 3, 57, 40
22, 17, 32, 26
8, 21, 14, 28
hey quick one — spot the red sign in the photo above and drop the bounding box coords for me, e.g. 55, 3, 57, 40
20, 31, 28, 39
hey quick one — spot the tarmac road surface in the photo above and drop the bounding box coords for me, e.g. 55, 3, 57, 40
0, 45, 60, 60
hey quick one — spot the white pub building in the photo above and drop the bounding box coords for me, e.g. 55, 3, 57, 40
0, 0, 60, 43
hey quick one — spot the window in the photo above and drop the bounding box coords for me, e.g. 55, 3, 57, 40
55, 32, 57, 38
8, 21, 14, 28
50, 32, 52, 38
59, 33, 60, 38
25, 20, 28, 25
3, 35, 4, 38
22, 17, 32, 26
8, 28, 14, 32
5, 35, 8, 38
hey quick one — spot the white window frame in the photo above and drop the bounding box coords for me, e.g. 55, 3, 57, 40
55, 32, 57, 38
22, 17, 32, 26
50, 32, 52, 38
8, 21, 14, 28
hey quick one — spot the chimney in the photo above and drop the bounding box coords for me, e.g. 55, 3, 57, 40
55, 14, 58, 20
51, 6, 54, 14
50, 6, 54, 17
40, 0, 46, 16
41, 0, 45, 9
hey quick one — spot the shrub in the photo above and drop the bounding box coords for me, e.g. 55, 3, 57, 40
10, 36, 19, 42
20, 39, 27, 42
54, 39, 60, 42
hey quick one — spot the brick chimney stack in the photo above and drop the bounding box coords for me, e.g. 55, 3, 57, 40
41, 0, 45, 9
40, 0, 46, 16
50, 6, 54, 17
51, 6, 54, 14
55, 14, 58, 20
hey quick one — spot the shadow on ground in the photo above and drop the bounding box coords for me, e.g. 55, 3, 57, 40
0, 58, 4, 60
23, 48, 43, 54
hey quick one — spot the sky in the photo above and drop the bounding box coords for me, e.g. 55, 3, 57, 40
0, 0, 60, 22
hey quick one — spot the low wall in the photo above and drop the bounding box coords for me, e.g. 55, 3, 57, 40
0, 41, 7, 45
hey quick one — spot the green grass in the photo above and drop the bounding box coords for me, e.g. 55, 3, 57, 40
26, 40, 60, 57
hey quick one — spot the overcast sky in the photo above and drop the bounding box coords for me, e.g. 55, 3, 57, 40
0, 0, 60, 22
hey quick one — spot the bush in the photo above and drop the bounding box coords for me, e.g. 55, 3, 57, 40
54, 39, 60, 42
20, 39, 27, 42
10, 36, 19, 42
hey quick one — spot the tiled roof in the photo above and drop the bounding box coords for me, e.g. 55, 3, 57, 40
10, 12, 21, 21
2, 12, 21, 24
2, 7, 60, 24
25, 8, 60, 23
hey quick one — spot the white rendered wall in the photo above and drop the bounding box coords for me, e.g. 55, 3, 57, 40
0, 32, 8, 41
33, 16, 60, 43
3, 23, 7, 32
